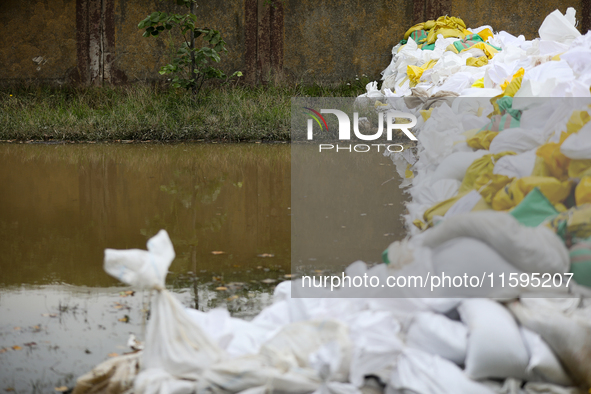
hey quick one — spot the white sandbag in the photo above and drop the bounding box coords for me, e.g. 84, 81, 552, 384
259, 320, 352, 383
251, 300, 291, 328
430, 237, 523, 298
523, 382, 583, 394
538, 40, 570, 57
444, 190, 482, 219
481, 379, 583, 394
508, 300, 591, 387
551, 79, 591, 97
520, 327, 573, 386
104, 231, 225, 381
538, 8, 581, 45
515, 78, 559, 97
422, 211, 570, 275
486, 61, 522, 88
104, 229, 176, 290
489, 128, 547, 154
347, 310, 404, 387
186, 308, 281, 357
406, 312, 468, 365
459, 299, 530, 380
415, 178, 461, 205
560, 120, 591, 159
431, 150, 489, 181
73, 352, 141, 394
561, 48, 591, 77
197, 355, 322, 394
493, 149, 537, 178
389, 348, 496, 394
460, 88, 504, 97
135, 368, 197, 394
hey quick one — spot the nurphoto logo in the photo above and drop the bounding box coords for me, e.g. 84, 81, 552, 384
304, 108, 417, 153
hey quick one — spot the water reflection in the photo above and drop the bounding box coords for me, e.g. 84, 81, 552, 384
0, 143, 291, 287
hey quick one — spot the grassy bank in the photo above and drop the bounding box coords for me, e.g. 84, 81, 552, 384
0, 79, 371, 142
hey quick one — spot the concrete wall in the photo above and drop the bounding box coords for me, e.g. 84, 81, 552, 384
0, 0, 78, 84
0, 0, 589, 85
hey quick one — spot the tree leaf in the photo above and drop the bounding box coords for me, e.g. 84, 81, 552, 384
149, 12, 160, 22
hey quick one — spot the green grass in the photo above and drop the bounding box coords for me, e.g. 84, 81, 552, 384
0, 77, 373, 142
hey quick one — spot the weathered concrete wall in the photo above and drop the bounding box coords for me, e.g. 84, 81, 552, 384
0, 0, 78, 84
0, 0, 589, 85
283, 0, 412, 81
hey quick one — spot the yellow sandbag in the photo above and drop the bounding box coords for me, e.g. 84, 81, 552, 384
576, 176, 591, 206
405, 163, 415, 179
565, 110, 591, 136
472, 77, 485, 88
404, 23, 425, 40
477, 28, 494, 42
546, 204, 591, 241
420, 108, 434, 121
503, 76, 523, 97
436, 16, 466, 30
423, 20, 436, 31
467, 130, 498, 150
500, 68, 525, 91
474, 173, 514, 204
461, 42, 499, 59
407, 60, 437, 84
413, 219, 427, 230
568, 159, 591, 178
531, 155, 553, 177
459, 152, 516, 193
463, 128, 480, 140
427, 28, 465, 44
492, 176, 573, 211
536, 142, 571, 181
407, 65, 424, 84
466, 56, 489, 67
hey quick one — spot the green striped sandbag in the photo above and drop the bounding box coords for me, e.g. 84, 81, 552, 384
452, 34, 484, 52
570, 241, 591, 287
464, 34, 484, 43
410, 30, 428, 44
479, 113, 521, 132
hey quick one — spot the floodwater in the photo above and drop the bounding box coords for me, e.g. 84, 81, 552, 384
0, 142, 406, 393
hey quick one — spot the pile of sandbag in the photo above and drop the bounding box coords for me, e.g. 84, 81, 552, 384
73, 9, 591, 394
359, 7, 590, 99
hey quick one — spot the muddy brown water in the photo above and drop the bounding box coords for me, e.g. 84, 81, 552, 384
0, 142, 407, 393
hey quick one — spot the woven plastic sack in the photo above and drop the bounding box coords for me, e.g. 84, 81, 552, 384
561, 120, 591, 160
538, 8, 581, 45
569, 241, 591, 287
510, 187, 559, 228
492, 176, 573, 211
459, 299, 529, 380
104, 230, 225, 381
422, 210, 570, 274
508, 299, 591, 387
575, 176, 591, 206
